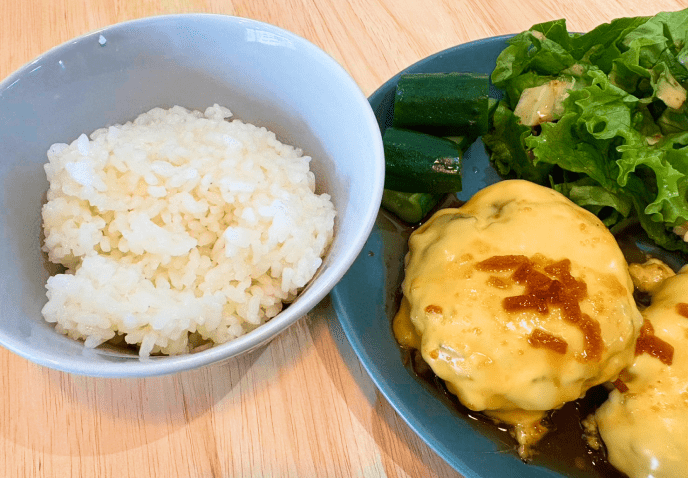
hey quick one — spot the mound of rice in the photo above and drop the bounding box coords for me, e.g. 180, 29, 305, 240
41, 104, 336, 356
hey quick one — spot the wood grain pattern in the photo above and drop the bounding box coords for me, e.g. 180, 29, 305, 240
1, 1, 687, 477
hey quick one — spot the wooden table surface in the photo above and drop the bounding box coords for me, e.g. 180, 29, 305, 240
2, 1, 687, 477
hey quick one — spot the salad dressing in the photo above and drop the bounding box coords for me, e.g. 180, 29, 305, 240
656, 75, 686, 110
513, 79, 573, 126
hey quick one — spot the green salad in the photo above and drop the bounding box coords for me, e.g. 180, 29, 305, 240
483, 9, 688, 252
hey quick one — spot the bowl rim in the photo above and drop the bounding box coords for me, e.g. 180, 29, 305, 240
0, 13, 385, 377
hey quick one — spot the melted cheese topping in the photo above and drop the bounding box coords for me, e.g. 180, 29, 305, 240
394, 180, 642, 454
628, 258, 675, 294
595, 270, 688, 478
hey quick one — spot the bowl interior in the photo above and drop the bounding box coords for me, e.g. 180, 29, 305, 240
0, 14, 383, 376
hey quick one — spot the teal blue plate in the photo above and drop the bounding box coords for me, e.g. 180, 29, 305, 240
331, 36, 577, 478
331, 34, 688, 478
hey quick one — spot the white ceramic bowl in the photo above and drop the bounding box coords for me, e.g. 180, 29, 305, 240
0, 14, 384, 377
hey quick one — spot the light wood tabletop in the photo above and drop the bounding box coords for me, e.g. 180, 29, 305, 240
2, 1, 687, 477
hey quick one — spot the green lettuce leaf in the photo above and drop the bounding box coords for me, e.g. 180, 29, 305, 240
625, 174, 688, 250
568, 16, 650, 73
527, 111, 617, 189
619, 9, 688, 83
552, 177, 633, 227
492, 20, 578, 90
617, 131, 688, 225
486, 8, 688, 252
482, 101, 553, 183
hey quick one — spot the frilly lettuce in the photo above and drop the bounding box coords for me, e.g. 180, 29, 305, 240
483, 9, 688, 252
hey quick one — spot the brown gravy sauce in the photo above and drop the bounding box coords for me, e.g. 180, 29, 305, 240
677, 302, 688, 318
400, 345, 624, 477
391, 206, 688, 478
476, 255, 603, 361
528, 328, 568, 354
634, 319, 674, 366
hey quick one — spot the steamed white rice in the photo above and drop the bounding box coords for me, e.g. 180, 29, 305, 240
41, 104, 336, 356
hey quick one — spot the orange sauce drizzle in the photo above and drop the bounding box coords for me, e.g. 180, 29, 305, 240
477, 255, 602, 361
528, 328, 568, 354
612, 378, 629, 393
425, 305, 442, 314
635, 319, 674, 366
676, 303, 688, 319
